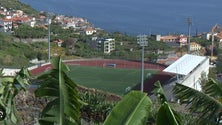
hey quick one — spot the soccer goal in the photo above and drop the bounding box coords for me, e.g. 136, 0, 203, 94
103, 63, 116, 68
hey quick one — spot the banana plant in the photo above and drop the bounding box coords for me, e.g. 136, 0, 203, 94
35, 56, 80, 125
79, 91, 116, 124
173, 78, 222, 124
104, 81, 182, 125
0, 67, 30, 125
152, 81, 182, 125
104, 91, 152, 125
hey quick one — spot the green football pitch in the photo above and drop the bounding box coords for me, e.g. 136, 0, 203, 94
68, 65, 158, 95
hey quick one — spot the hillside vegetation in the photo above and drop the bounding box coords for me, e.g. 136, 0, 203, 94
0, 33, 71, 68
0, 0, 39, 16
0, 32, 51, 67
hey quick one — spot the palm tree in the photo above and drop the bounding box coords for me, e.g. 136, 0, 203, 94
173, 78, 222, 124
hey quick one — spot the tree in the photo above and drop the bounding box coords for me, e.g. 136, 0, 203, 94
216, 54, 222, 73
173, 79, 222, 124
80, 91, 116, 124
147, 40, 170, 52
14, 24, 47, 38
0, 68, 30, 125
35, 56, 81, 125
63, 38, 78, 55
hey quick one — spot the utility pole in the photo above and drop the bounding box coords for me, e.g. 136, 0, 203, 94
137, 35, 148, 92
48, 18, 51, 62
187, 18, 192, 54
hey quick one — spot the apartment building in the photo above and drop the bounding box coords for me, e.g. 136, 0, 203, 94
160, 35, 188, 46
97, 38, 115, 54
190, 42, 202, 51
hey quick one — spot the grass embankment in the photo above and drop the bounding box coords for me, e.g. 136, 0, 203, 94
0, 32, 68, 67
68, 65, 158, 95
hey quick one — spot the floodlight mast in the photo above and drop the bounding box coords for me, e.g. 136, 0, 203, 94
187, 18, 192, 54
48, 18, 51, 62
211, 24, 217, 59
137, 35, 148, 92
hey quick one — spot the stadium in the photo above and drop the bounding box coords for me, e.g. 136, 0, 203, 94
30, 58, 174, 95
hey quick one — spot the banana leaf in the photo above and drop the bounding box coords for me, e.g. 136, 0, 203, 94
0, 67, 30, 125
152, 81, 181, 125
35, 56, 80, 125
173, 80, 222, 123
157, 102, 181, 125
104, 91, 152, 125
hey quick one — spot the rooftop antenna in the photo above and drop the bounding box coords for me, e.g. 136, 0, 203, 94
187, 17, 192, 54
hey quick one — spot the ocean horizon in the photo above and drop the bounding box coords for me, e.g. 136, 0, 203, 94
19, 0, 222, 35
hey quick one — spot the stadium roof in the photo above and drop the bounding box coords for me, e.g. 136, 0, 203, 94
163, 54, 207, 75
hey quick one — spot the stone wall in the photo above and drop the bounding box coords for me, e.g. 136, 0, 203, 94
13, 38, 48, 43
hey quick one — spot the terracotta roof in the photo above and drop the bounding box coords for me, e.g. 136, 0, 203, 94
39, 15, 46, 19
180, 36, 188, 38
85, 27, 95, 31
161, 35, 178, 40
216, 32, 222, 39
190, 42, 200, 45
53, 39, 64, 43
0, 17, 30, 22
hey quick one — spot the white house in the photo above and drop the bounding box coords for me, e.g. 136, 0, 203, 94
177, 35, 187, 46
160, 34, 187, 46
53, 39, 64, 47
64, 22, 76, 29
85, 27, 96, 35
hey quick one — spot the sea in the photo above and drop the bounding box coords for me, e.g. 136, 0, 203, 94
19, 0, 222, 35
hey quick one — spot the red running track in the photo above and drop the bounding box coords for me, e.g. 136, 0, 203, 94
30, 59, 167, 75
